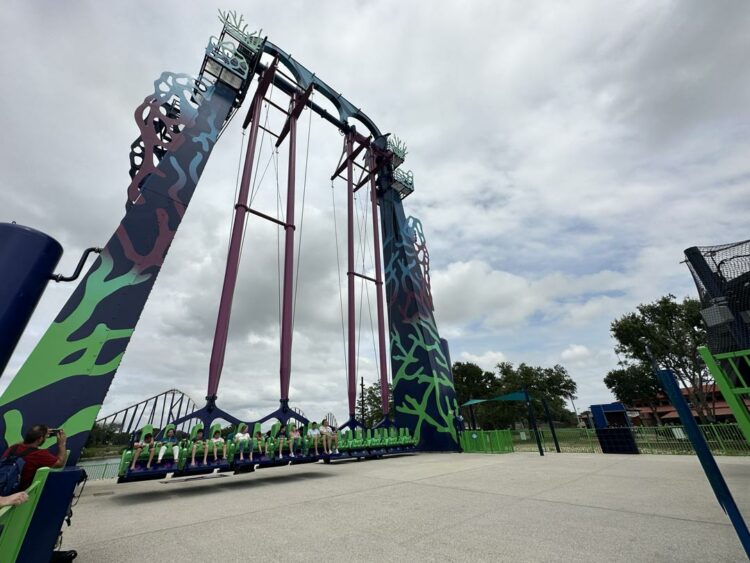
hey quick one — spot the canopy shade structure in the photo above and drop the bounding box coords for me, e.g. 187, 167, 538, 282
460, 391, 527, 407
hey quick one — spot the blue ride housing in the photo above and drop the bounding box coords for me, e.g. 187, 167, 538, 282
0, 222, 63, 375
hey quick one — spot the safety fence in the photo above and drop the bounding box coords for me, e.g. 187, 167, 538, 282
508, 423, 750, 456
460, 429, 513, 453
79, 462, 121, 480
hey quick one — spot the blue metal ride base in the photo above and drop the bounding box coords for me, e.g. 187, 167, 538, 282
373, 417, 395, 429
118, 455, 232, 483
168, 398, 243, 435
252, 400, 309, 426
181, 456, 232, 476
119, 467, 170, 483
118, 442, 418, 483
327, 445, 417, 462
338, 416, 365, 432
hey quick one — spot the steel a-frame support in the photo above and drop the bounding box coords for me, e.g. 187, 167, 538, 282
207, 59, 278, 403
368, 152, 392, 428
249, 83, 312, 428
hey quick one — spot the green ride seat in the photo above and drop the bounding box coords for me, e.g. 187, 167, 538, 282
270, 422, 281, 438
350, 429, 365, 449
302, 428, 322, 455
252, 436, 265, 457
264, 422, 283, 458
236, 422, 264, 459
386, 426, 399, 447
398, 427, 413, 446
187, 422, 205, 442
118, 424, 157, 475
368, 428, 381, 448
231, 423, 252, 458
375, 428, 387, 448
184, 422, 206, 462
337, 430, 351, 452
205, 423, 231, 461
154, 423, 183, 469
287, 424, 302, 454
407, 428, 418, 446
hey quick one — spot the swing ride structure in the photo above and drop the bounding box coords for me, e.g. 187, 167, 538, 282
0, 11, 460, 559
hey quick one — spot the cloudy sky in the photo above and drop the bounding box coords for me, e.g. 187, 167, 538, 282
2, 1, 749, 423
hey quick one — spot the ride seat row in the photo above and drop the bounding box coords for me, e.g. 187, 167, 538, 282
118, 422, 417, 479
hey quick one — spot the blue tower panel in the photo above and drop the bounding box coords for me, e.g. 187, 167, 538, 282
0, 223, 63, 375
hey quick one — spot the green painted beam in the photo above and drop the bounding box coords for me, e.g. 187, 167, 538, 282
699, 346, 750, 445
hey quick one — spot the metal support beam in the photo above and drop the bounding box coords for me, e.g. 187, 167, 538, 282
346, 133, 357, 418
351, 271, 378, 284
147, 397, 157, 425
237, 203, 294, 229
279, 91, 299, 403
369, 155, 390, 416
276, 85, 313, 147
207, 61, 276, 398
160, 392, 168, 428
330, 142, 367, 181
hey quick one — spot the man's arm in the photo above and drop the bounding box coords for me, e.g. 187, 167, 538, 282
53, 430, 67, 468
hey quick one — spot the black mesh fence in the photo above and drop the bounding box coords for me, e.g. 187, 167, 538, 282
685, 240, 750, 354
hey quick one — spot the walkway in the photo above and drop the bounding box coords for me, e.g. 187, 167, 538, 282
62, 453, 750, 561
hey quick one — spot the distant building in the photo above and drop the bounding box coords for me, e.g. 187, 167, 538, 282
628, 385, 750, 425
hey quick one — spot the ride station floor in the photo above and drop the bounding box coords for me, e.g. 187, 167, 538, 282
62, 452, 750, 561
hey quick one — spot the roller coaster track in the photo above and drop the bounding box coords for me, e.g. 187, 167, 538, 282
95, 389, 199, 435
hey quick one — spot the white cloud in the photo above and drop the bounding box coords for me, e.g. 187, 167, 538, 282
561, 345, 593, 364
458, 351, 507, 372
2, 1, 749, 421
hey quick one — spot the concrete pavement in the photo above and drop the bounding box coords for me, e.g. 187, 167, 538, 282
62, 452, 750, 561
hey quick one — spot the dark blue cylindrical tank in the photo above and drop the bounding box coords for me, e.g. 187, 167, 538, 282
0, 222, 63, 376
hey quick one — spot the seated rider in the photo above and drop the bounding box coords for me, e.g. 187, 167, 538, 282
253, 431, 264, 461
208, 430, 227, 463
130, 432, 155, 470
289, 425, 301, 456
233, 424, 251, 461
267, 424, 287, 459
319, 419, 333, 454
2, 425, 67, 490
307, 422, 320, 455
190, 429, 206, 466
330, 425, 339, 454
156, 428, 180, 466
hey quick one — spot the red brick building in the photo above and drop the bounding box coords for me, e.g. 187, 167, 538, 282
629, 385, 750, 425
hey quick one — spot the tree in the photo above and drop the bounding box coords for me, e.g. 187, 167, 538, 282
604, 364, 662, 424
495, 362, 578, 426
362, 380, 394, 427
610, 294, 712, 422
85, 422, 128, 447
452, 362, 495, 405
357, 377, 369, 425
452, 362, 508, 429
452, 361, 578, 429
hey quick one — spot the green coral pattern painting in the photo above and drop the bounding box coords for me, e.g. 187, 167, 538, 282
381, 189, 459, 450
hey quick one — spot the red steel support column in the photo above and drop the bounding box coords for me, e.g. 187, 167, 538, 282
206, 68, 273, 399
279, 94, 298, 403
346, 133, 357, 418
369, 155, 390, 415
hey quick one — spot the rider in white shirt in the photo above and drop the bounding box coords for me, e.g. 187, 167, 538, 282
233, 424, 251, 461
